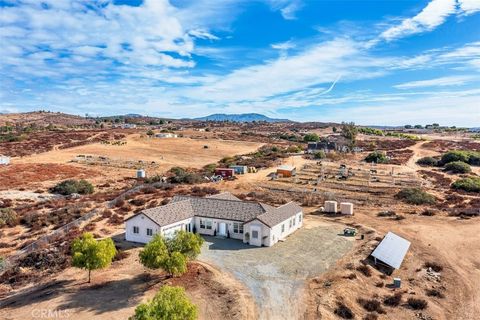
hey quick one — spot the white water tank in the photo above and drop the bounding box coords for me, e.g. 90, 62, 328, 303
137, 169, 146, 178
340, 202, 354, 215
324, 201, 338, 213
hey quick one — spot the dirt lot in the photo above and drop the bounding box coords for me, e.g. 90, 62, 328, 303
0, 243, 255, 320
199, 217, 354, 320
15, 134, 263, 174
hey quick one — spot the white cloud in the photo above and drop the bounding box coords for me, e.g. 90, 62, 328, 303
271, 40, 296, 50
394, 75, 476, 89
380, 0, 457, 41
266, 0, 303, 20
458, 0, 480, 15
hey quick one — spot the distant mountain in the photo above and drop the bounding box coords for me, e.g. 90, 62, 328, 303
194, 113, 291, 123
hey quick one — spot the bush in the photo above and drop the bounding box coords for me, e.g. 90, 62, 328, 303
356, 264, 372, 277
441, 150, 480, 165
395, 188, 436, 205
407, 298, 428, 310
51, 179, 94, 195
426, 289, 445, 298
365, 151, 388, 164
334, 302, 355, 319
130, 285, 197, 320
416, 157, 438, 166
383, 293, 403, 307
357, 298, 385, 313
0, 208, 18, 228
363, 314, 378, 320
452, 177, 480, 192
444, 161, 471, 173
313, 150, 326, 159
303, 133, 320, 142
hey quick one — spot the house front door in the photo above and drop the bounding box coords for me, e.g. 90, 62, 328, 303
218, 222, 227, 236
249, 226, 262, 246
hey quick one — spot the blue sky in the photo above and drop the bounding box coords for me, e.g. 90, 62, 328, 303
0, 0, 479, 126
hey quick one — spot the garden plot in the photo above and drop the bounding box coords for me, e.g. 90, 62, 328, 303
198, 219, 353, 320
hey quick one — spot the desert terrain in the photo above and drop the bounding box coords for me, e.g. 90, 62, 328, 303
1, 114, 479, 320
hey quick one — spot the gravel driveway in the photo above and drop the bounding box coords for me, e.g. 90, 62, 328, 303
199, 225, 353, 320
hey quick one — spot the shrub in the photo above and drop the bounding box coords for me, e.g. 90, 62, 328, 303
452, 177, 480, 192
356, 264, 372, 277
395, 188, 435, 205
424, 261, 443, 272
334, 302, 355, 319
365, 151, 388, 164
407, 298, 428, 310
426, 289, 445, 298
421, 209, 436, 216
441, 150, 470, 164
363, 313, 378, 320
51, 179, 94, 195
313, 150, 326, 159
377, 211, 396, 217
357, 298, 385, 313
130, 285, 197, 320
383, 293, 402, 307
303, 133, 320, 142
444, 161, 471, 174
0, 208, 18, 228
416, 157, 438, 166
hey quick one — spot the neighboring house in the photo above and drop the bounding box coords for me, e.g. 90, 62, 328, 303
307, 136, 353, 153
125, 192, 303, 247
0, 155, 10, 165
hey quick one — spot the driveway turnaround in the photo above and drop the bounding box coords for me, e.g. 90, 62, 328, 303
199, 225, 353, 320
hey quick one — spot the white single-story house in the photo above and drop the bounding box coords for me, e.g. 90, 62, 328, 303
125, 192, 303, 247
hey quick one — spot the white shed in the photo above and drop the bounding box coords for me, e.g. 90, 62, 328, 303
371, 232, 411, 270
0, 155, 10, 165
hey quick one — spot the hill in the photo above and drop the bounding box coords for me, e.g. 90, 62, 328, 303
194, 113, 291, 123
0, 111, 94, 127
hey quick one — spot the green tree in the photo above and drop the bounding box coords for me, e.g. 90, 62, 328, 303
139, 234, 169, 269
365, 151, 388, 164
146, 129, 154, 137
162, 252, 187, 277
444, 161, 471, 174
313, 151, 326, 159
71, 233, 117, 283
166, 231, 204, 259
130, 285, 197, 320
303, 133, 320, 142
341, 122, 358, 148
332, 126, 337, 133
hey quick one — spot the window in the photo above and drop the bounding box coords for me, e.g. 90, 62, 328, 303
252, 230, 259, 239
233, 222, 244, 234
298, 214, 302, 223
133, 226, 139, 234
200, 219, 212, 230
146, 228, 153, 236
289, 219, 292, 228
281, 224, 285, 233
292, 217, 296, 226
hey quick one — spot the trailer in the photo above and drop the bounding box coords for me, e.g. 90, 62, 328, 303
214, 168, 235, 178
230, 165, 248, 174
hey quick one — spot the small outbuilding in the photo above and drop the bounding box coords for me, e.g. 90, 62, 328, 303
155, 133, 178, 138
0, 155, 10, 165
215, 168, 235, 178
230, 165, 248, 174
276, 165, 296, 177
371, 232, 411, 272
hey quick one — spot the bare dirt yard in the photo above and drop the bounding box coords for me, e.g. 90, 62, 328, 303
0, 240, 256, 320
199, 216, 354, 320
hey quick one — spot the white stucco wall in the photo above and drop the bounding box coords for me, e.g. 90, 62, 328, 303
244, 211, 303, 247
194, 217, 244, 240
125, 213, 161, 244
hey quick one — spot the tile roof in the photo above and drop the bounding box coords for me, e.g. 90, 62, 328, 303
206, 192, 241, 201
131, 192, 302, 228
254, 202, 303, 227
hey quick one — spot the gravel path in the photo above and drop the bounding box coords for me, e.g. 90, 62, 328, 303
199, 225, 353, 320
